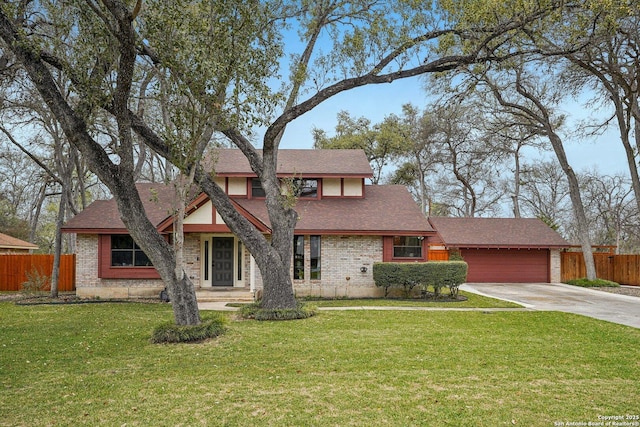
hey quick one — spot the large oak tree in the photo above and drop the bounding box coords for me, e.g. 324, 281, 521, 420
0, 0, 570, 324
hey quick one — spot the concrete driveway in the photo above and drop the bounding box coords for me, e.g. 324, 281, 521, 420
460, 282, 640, 329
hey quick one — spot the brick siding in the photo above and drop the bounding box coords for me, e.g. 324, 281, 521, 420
291, 235, 383, 298
75, 233, 386, 299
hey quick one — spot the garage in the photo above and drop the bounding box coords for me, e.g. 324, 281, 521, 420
428, 217, 569, 284
460, 248, 550, 283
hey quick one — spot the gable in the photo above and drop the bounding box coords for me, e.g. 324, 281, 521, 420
62, 183, 176, 233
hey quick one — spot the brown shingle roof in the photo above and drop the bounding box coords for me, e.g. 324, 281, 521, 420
62, 183, 176, 232
64, 183, 433, 236
213, 149, 373, 177
428, 217, 569, 249
0, 232, 39, 250
237, 185, 434, 235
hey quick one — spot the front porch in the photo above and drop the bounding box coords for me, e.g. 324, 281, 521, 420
195, 286, 255, 303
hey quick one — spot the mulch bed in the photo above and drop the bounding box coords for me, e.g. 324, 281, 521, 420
0, 293, 163, 305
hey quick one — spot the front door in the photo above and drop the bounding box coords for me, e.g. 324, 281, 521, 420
212, 237, 234, 286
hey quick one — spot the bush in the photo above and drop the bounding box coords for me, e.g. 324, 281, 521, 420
239, 301, 317, 321
565, 278, 619, 288
372, 262, 404, 297
151, 313, 227, 344
373, 261, 468, 299
21, 268, 51, 294
422, 261, 468, 298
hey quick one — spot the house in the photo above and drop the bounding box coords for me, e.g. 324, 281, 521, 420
0, 232, 39, 254
428, 217, 569, 283
62, 149, 437, 299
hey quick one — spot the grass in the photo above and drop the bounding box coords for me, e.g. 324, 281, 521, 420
305, 291, 522, 308
565, 278, 620, 288
1, 302, 639, 426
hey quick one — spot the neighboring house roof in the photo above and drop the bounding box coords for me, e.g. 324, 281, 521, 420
62, 183, 178, 233
0, 232, 39, 250
213, 149, 374, 177
428, 217, 569, 249
236, 185, 434, 235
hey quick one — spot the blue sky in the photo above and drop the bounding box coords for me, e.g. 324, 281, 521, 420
278, 75, 628, 177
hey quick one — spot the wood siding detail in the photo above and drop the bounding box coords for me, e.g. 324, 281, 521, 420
428, 250, 450, 261
0, 254, 76, 291
561, 252, 640, 286
461, 249, 550, 283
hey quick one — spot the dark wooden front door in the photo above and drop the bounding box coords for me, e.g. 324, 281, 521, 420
212, 237, 234, 286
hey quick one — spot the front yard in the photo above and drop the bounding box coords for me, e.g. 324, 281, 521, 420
1, 301, 638, 426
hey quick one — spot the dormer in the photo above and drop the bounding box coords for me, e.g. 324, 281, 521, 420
212, 149, 373, 200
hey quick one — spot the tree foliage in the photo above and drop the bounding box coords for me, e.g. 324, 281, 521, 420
0, 0, 596, 325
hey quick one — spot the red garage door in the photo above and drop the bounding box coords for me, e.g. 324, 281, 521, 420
461, 249, 550, 283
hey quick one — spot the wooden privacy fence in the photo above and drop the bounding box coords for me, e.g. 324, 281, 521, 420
0, 254, 76, 292
428, 250, 450, 261
561, 252, 640, 286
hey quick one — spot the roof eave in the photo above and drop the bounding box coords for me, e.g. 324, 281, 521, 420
445, 244, 570, 249
294, 229, 436, 236
216, 172, 373, 178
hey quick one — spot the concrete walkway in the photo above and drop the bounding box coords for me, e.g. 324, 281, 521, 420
199, 283, 640, 329
197, 301, 528, 312
461, 282, 640, 329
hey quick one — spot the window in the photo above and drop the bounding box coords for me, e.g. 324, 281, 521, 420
310, 235, 321, 280
292, 179, 318, 198
293, 235, 304, 279
204, 240, 209, 281
111, 235, 152, 267
251, 178, 265, 198
393, 236, 423, 258
237, 241, 243, 281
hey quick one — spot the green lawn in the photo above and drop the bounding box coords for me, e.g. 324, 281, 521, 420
307, 291, 522, 308
1, 302, 639, 426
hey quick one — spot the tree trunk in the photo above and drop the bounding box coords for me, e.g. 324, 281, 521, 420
505, 70, 597, 280
547, 132, 597, 280
195, 165, 298, 311
50, 192, 66, 298
614, 101, 640, 217
512, 149, 521, 218
257, 148, 299, 309
113, 182, 201, 325
256, 251, 297, 309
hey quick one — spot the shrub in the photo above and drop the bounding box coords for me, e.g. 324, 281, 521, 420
21, 268, 51, 294
565, 278, 619, 288
151, 313, 227, 344
448, 249, 464, 261
239, 301, 317, 321
372, 262, 403, 297
373, 261, 468, 299
422, 261, 468, 298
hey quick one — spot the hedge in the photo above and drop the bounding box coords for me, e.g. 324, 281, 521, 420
372, 261, 468, 298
